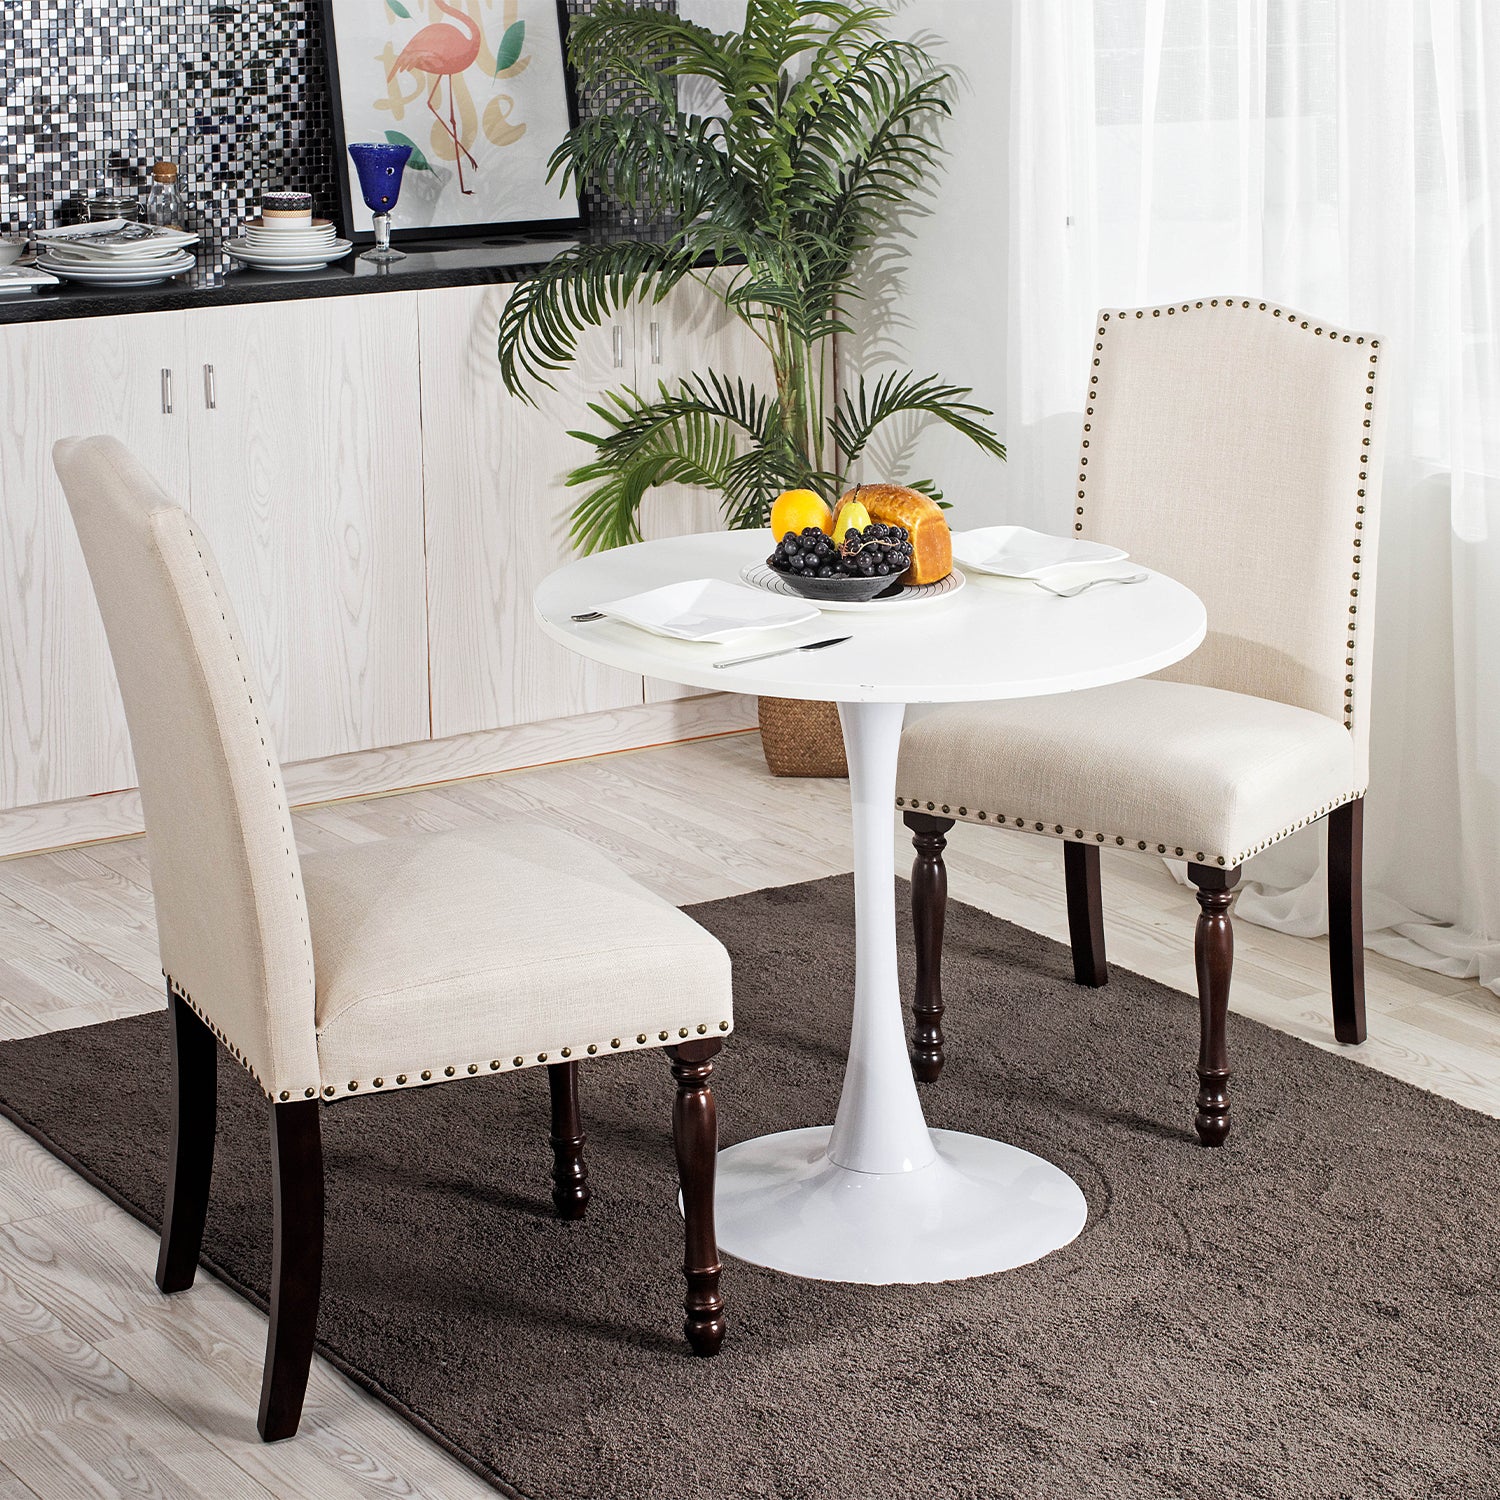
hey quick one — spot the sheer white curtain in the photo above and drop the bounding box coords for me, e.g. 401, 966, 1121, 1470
1009, 0, 1500, 994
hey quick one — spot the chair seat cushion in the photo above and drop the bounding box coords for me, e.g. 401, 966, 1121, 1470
301, 822, 732, 1098
896, 680, 1360, 868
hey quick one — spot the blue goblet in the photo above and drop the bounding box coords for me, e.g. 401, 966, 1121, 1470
348, 142, 412, 264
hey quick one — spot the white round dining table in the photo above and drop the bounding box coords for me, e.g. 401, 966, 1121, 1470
535, 530, 1207, 1285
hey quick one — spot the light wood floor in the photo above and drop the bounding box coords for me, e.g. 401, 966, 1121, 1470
0, 730, 1494, 1498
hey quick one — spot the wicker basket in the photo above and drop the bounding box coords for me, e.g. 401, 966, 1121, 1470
757, 696, 849, 778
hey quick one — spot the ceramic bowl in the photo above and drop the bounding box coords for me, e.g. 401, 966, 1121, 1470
770, 566, 903, 603
0, 237, 27, 266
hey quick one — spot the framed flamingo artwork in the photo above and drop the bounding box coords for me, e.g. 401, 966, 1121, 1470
322, 0, 584, 243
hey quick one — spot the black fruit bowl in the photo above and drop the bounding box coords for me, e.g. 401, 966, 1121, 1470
771, 566, 904, 602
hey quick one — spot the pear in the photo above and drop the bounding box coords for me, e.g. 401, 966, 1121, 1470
832, 499, 872, 545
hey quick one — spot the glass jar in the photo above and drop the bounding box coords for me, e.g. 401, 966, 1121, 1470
145, 162, 185, 230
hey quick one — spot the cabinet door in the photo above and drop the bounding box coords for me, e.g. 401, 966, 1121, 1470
0, 310, 190, 808
637, 274, 776, 701
183, 296, 429, 764
419, 282, 641, 738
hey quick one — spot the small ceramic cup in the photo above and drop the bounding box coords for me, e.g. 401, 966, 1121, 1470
0, 236, 27, 266
257, 191, 313, 232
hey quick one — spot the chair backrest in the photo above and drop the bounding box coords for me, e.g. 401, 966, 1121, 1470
53, 437, 319, 1100
1076, 298, 1385, 785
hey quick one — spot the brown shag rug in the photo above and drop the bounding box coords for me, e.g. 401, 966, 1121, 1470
0, 874, 1496, 1500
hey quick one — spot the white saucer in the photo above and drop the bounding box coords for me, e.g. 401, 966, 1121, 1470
37, 251, 196, 286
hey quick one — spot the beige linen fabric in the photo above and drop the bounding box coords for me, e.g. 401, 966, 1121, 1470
897, 681, 1358, 868
900, 298, 1384, 866
1078, 299, 1384, 783
305, 822, 733, 1097
55, 436, 733, 1106
54, 437, 321, 1099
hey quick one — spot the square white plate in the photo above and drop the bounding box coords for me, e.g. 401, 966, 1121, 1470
951, 525, 1128, 578
599, 578, 819, 643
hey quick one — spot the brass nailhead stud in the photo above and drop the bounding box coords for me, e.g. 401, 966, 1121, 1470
720, 1020, 730, 1030
305, 1088, 316, 1098
611, 1038, 622, 1048
514, 1056, 525, 1066
1055, 824, 1064, 833
1139, 841, 1147, 850
679, 1028, 690, 1038
1035, 821, 1044, 831
659, 1030, 669, 1041
537, 1054, 548, 1063
941, 804, 950, 813
587, 1044, 598, 1055
445, 1065, 456, 1076
958, 807, 967, 816
1076, 829, 1084, 838
373, 1077, 384, 1088
1096, 833, 1105, 842
421, 1070, 432, 1080
468, 1062, 480, 1073
1116, 836, 1125, 845
896, 797, 904, 806
1158, 844, 1166, 853
1175, 847, 1184, 856
560, 1048, 572, 1059
490, 1059, 501, 1070
397, 1074, 407, 1085
279, 1091, 290, 1101
638, 1033, 649, 1044
927, 801, 935, 810
324, 1086, 336, 1096
978, 811, 988, 819
697, 1024, 708, 1034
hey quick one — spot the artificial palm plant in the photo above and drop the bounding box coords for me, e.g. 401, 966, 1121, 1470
497, 0, 1005, 554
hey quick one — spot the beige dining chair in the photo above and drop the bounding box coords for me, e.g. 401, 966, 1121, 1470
54, 436, 735, 1443
895, 297, 1385, 1146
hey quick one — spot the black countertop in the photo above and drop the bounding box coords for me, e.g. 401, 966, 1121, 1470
0, 236, 587, 326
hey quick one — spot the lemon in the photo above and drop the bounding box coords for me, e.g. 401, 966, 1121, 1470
769, 488, 832, 542
833, 500, 871, 545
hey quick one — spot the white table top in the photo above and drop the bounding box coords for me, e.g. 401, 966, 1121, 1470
534, 530, 1207, 704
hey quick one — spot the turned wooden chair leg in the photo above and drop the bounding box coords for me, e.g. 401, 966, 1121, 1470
905, 811, 955, 1082
1063, 842, 1108, 987
1188, 863, 1241, 1147
258, 1099, 323, 1442
156, 986, 218, 1295
547, 1060, 590, 1219
667, 1039, 724, 1357
1327, 797, 1367, 1045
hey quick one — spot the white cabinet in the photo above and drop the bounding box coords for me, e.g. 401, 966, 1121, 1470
182, 298, 429, 764
0, 311, 189, 808
418, 282, 644, 739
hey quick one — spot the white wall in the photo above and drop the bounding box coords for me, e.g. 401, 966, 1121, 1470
677, 0, 1015, 527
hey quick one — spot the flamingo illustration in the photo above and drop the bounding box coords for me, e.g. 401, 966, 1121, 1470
388, 0, 482, 195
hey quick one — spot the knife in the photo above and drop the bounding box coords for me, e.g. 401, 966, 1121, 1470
712, 635, 851, 670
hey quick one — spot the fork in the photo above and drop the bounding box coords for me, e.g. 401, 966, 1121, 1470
1034, 571, 1148, 599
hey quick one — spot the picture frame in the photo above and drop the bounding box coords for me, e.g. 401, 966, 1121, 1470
321, 0, 585, 244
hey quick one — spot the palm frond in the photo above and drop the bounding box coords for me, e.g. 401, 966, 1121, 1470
832, 372, 1006, 467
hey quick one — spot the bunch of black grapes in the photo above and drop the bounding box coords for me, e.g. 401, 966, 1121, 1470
769, 524, 914, 580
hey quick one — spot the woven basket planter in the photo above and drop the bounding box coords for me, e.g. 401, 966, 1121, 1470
757, 696, 849, 778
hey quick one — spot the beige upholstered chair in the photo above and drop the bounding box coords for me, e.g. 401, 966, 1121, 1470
896, 298, 1385, 1145
54, 436, 735, 1442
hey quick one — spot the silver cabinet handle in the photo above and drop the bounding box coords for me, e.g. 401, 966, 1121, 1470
160, 368, 173, 415
650, 320, 662, 364
203, 363, 217, 410
612, 325, 624, 368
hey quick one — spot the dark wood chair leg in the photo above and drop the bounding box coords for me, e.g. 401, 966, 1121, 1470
258, 1099, 323, 1442
905, 811, 955, 1082
667, 1039, 724, 1357
1327, 797, 1367, 1045
1063, 842, 1108, 986
155, 986, 218, 1295
547, 1060, 590, 1219
1188, 863, 1241, 1147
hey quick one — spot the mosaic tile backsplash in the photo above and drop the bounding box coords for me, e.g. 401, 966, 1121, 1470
0, 0, 671, 258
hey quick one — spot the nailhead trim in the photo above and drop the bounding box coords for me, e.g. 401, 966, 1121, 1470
164, 975, 294, 1101
306, 1020, 736, 1098
897, 794, 1364, 869
1088, 300, 1380, 734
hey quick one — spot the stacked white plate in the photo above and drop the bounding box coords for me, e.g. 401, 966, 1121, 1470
226, 218, 350, 272
35, 222, 198, 287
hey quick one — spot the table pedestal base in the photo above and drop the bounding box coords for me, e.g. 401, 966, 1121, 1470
715, 1127, 1088, 1284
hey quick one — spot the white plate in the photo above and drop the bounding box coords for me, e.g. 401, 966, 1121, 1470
226, 238, 350, 266
740, 560, 967, 610
951, 526, 1128, 578
32, 226, 197, 257
41, 241, 192, 265
38, 252, 195, 285
598, 578, 819, 643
